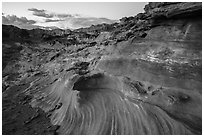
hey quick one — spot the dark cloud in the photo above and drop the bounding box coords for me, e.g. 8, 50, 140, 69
45, 19, 64, 22
28, 8, 54, 18
56, 14, 72, 18
2, 15, 38, 29
2, 15, 36, 25
28, 8, 45, 12
28, 8, 72, 18
34, 12, 54, 18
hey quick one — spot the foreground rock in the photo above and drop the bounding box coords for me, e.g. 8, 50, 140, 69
2, 2, 202, 135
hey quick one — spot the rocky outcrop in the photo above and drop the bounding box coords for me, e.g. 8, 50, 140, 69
2, 2, 202, 135
144, 2, 202, 18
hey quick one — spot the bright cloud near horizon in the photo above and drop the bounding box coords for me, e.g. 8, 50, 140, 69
2, 2, 147, 30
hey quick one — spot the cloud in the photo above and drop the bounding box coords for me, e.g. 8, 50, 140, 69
28, 8, 45, 13
35, 17, 117, 30
2, 15, 38, 29
56, 14, 73, 18
3, 8, 117, 30
2, 15, 36, 25
29, 8, 117, 29
28, 8, 54, 18
45, 19, 65, 22
28, 8, 73, 19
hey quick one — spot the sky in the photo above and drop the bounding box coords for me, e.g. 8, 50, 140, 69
2, 2, 147, 30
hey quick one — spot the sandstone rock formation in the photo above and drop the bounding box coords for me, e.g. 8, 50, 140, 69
2, 2, 202, 135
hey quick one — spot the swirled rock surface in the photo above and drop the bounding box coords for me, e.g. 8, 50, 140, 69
2, 2, 202, 135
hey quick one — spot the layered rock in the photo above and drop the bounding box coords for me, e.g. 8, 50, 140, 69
2, 2, 202, 135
